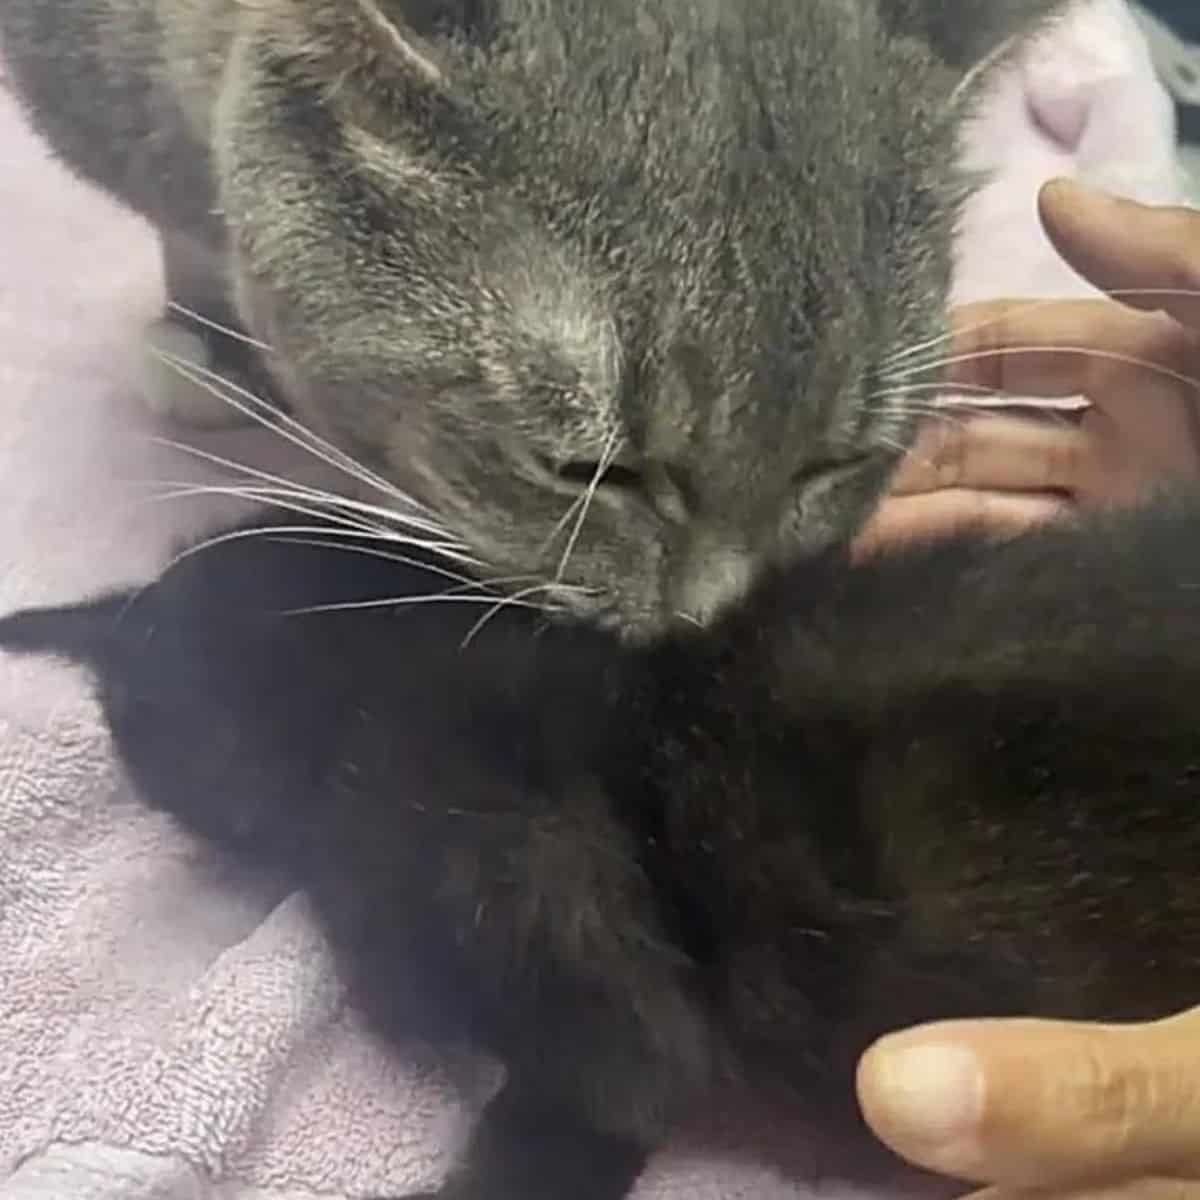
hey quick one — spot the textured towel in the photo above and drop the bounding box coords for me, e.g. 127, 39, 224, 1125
0, 3, 1184, 1197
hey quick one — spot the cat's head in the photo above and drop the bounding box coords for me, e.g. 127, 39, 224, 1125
222, 0, 1067, 637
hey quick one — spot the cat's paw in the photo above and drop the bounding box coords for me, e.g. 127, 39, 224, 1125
138, 316, 254, 429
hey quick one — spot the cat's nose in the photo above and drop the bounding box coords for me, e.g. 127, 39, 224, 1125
667, 536, 755, 628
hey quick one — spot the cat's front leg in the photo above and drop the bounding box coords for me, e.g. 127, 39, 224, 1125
395, 1082, 650, 1200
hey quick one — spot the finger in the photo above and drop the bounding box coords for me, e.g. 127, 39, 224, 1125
888, 416, 1091, 496
1039, 178, 1200, 330
857, 1014, 1200, 1190
945, 300, 1197, 402
962, 1179, 1200, 1200
1079, 400, 1200, 496
853, 490, 1067, 559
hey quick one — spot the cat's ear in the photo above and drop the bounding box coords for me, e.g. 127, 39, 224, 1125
887, 0, 1070, 72
246, 0, 494, 97
388, 0, 496, 43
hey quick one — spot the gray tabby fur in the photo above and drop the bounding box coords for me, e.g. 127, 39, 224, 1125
0, 0, 1068, 633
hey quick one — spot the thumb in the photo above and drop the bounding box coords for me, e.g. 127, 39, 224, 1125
1038, 178, 1200, 331
856, 1012, 1200, 1189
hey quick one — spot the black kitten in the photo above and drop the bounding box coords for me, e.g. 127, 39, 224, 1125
5, 496, 1200, 1200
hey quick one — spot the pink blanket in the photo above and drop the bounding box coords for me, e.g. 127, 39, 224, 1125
0, 3, 1183, 1197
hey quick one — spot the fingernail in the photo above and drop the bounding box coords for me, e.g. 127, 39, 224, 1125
863, 1040, 984, 1157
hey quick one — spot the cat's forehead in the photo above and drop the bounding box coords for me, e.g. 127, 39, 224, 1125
470, 0, 957, 282
446, 0, 960, 467
482, 0, 953, 148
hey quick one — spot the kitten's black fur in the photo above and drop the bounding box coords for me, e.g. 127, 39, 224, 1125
5, 497, 1200, 1200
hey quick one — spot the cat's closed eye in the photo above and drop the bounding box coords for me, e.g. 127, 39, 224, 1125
550, 458, 643, 490
538, 453, 695, 526
540, 456, 644, 493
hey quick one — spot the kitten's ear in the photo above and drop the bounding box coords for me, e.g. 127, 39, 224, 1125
887, 0, 1070, 71
246, 0, 494, 96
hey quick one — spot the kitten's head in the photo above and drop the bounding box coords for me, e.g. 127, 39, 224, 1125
222, 0, 1066, 636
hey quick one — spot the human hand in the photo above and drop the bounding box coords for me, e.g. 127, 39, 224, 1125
856, 1009, 1200, 1200
855, 184, 1200, 1196
856, 179, 1200, 556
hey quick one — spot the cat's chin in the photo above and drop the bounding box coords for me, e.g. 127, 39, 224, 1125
590, 609, 696, 646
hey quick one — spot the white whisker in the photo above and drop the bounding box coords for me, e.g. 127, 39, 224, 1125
881, 299, 1068, 374
151, 435, 449, 532
283, 588, 546, 618
280, 544, 560, 609
556, 428, 623, 585
151, 348, 424, 507
871, 431, 913, 457
146, 479, 474, 561
883, 288, 1200, 377
890, 345, 1200, 394
165, 300, 273, 352
152, 522, 478, 596
865, 382, 1001, 423
885, 395, 1078, 423
872, 403, 972, 426
153, 350, 385, 491
107, 522, 380, 625
146, 472, 472, 545
147, 480, 377, 533
539, 487, 591, 559
146, 352, 602, 626
460, 582, 568, 649
265, 536, 488, 589
868, 380, 999, 399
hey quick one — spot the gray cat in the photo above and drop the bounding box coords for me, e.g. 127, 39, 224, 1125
0, 0, 1067, 632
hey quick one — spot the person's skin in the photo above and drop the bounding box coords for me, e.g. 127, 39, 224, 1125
855, 179, 1200, 1200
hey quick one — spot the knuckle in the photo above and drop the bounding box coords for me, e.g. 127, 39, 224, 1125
973, 491, 1005, 525
1068, 1038, 1197, 1164
932, 422, 969, 488
1165, 252, 1200, 318
1163, 205, 1200, 271
1144, 312, 1200, 377
1042, 436, 1082, 491
972, 492, 1019, 536
952, 312, 1009, 390
1048, 1039, 1140, 1153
